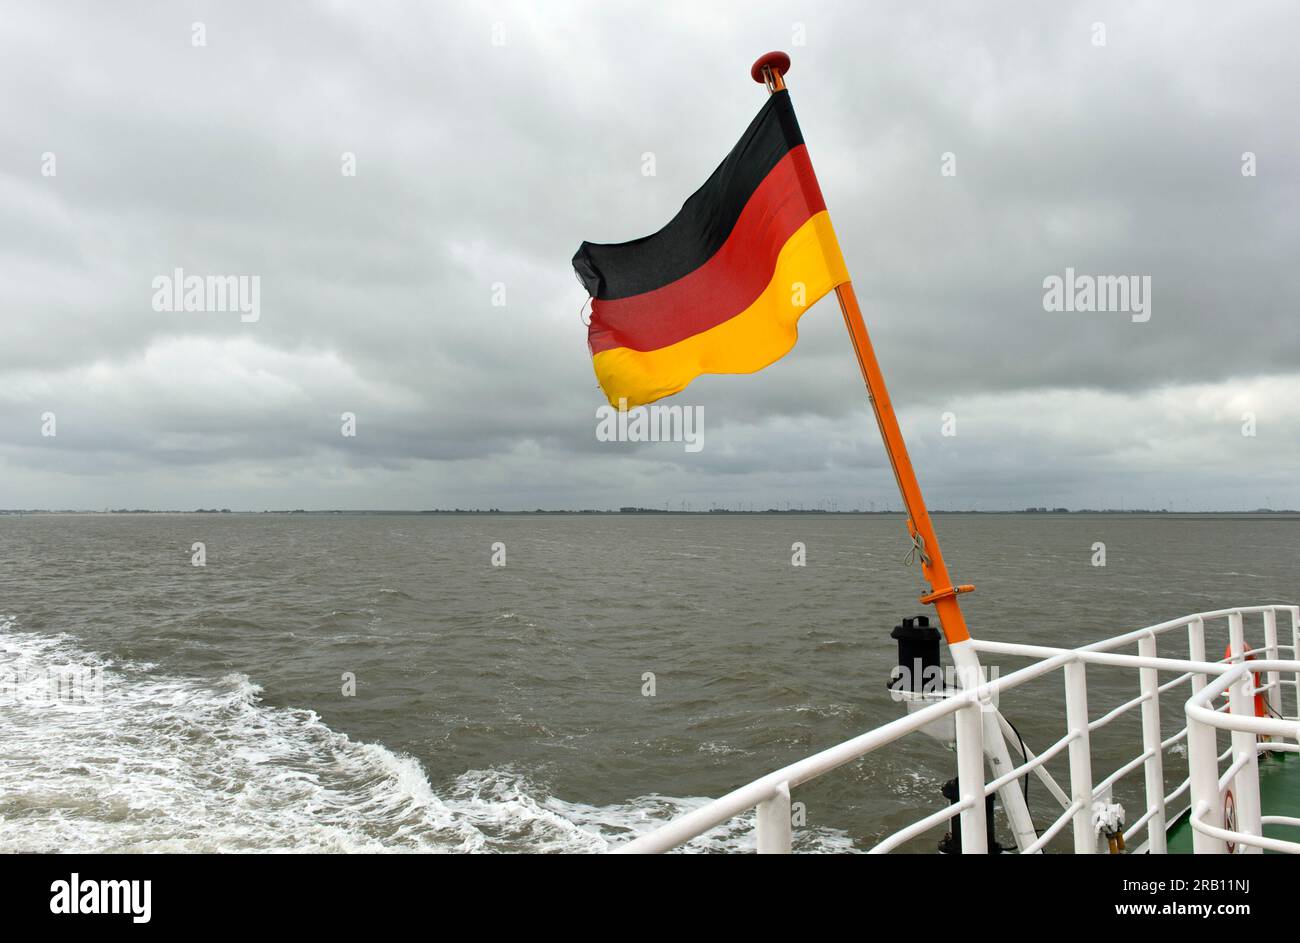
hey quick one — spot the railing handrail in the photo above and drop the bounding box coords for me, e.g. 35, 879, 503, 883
612, 651, 1072, 854
612, 604, 1300, 854
1190, 802, 1300, 854
1186, 661, 1300, 739
1080, 604, 1299, 654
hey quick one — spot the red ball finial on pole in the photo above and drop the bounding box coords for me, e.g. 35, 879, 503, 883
750, 51, 790, 93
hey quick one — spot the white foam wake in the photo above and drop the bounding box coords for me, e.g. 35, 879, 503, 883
0, 617, 854, 854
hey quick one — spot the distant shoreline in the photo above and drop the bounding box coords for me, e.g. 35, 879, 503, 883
3, 509, 1298, 518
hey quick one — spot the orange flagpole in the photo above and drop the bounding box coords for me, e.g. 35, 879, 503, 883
752, 52, 1042, 852
753, 52, 973, 646
833, 281, 974, 644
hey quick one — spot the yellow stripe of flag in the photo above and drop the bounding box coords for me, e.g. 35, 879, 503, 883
591, 212, 849, 408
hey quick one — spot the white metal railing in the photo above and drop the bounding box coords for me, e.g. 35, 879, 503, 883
612, 605, 1300, 854
1185, 659, 1300, 853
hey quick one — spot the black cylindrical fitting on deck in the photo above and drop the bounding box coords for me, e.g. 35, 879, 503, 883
889, 615, 942, 694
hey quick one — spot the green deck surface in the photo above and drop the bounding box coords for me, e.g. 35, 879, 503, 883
1164, 751, 1300, 853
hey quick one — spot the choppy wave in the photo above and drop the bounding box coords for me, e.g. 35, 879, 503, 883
0, 617, 853, 853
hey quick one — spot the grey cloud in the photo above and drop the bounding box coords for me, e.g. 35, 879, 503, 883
1, 1, 1297, 510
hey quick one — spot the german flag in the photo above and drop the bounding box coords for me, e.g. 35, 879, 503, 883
573, 90, 850, 408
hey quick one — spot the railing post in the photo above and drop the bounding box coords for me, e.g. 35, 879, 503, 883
1137, 634, 1167, 853
1064, 659, 1096, 853
954, 698, 987, 853
1290, 607, 1300, 718
1226, 621, 1263, 854
755, 781, 792, 854
1263, 608, 1282, 721
1227, 609, 1245, 664
1187, 617, 1207, 696
1187, 708, 1227, 853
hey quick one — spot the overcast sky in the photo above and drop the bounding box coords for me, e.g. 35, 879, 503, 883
2, 1, 1298, 511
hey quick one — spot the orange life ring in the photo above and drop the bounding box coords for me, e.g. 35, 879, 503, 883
1224, 789, 1237, 853
1222, 644, 1266, 717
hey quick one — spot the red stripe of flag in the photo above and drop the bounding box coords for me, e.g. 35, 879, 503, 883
587, 145, 828, 355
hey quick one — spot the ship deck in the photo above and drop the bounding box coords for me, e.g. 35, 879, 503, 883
1165, 751, 1300, 853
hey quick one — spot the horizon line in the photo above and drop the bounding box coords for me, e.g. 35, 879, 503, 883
3, 508, 1298, 516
